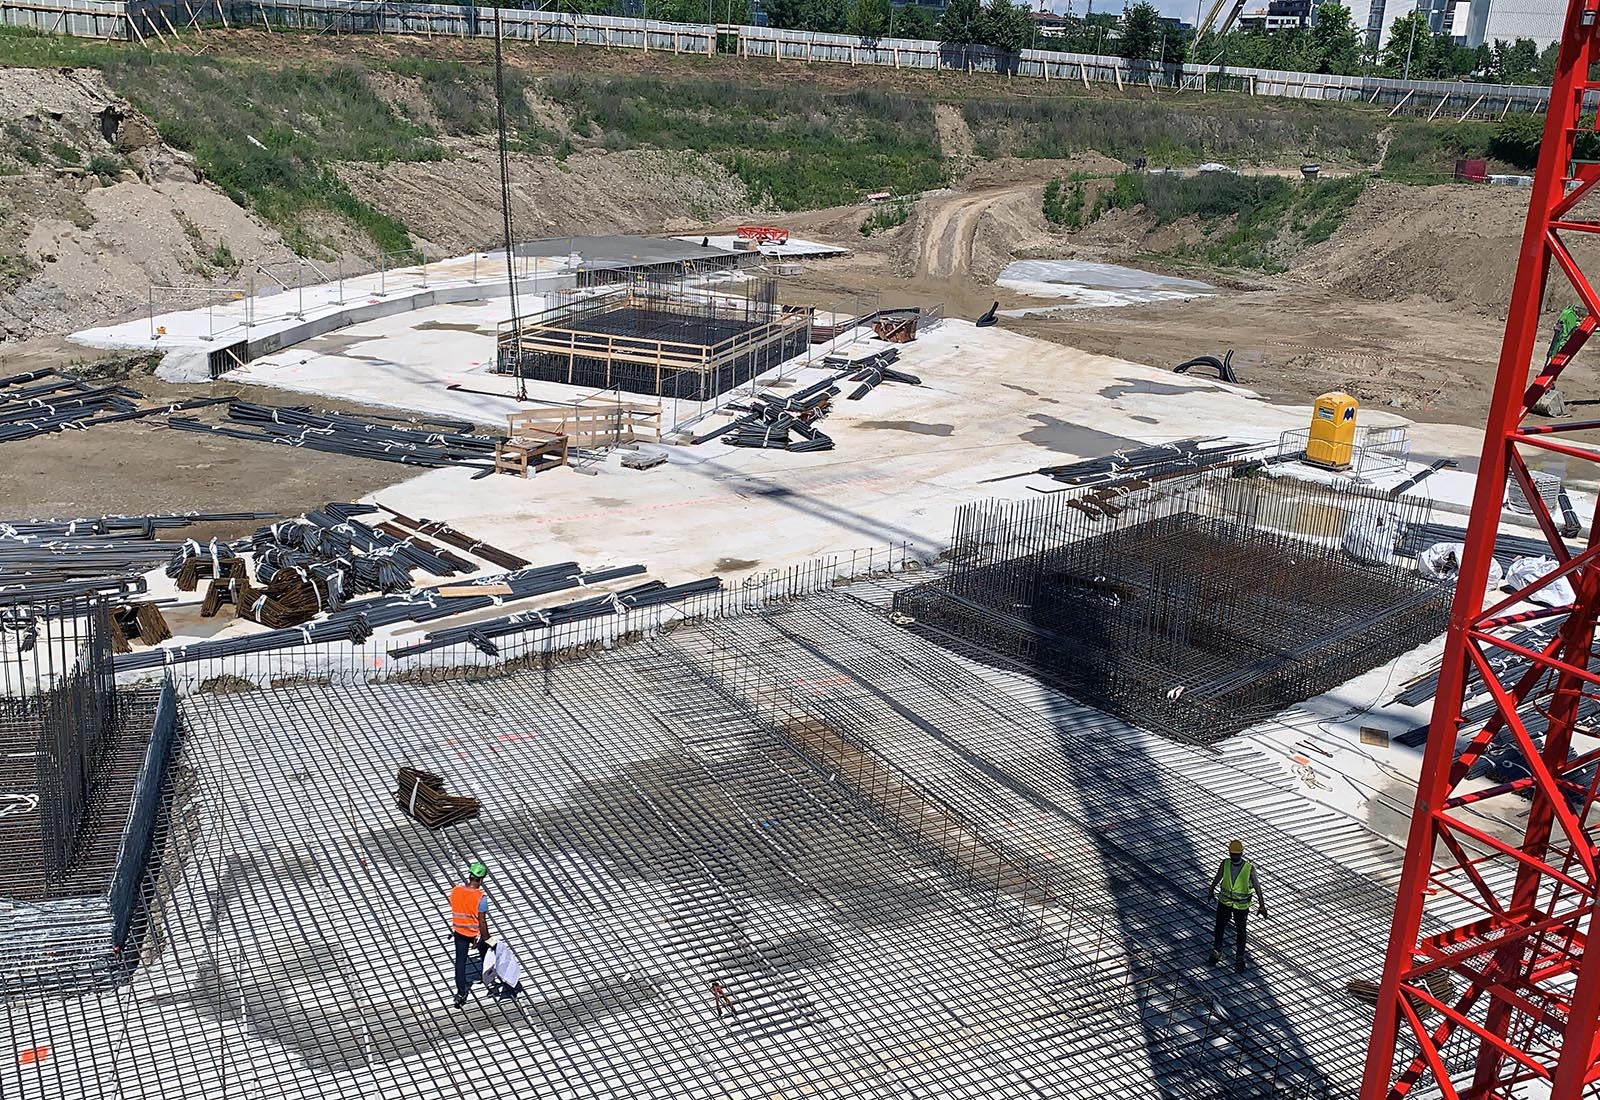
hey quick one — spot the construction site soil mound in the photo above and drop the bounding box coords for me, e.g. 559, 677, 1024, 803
1283, 179, 1600, 316
334, 147, 753, 260
0, 67, 295, 341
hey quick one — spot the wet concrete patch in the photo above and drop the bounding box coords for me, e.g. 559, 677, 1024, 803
415, 321, 496, 335
1020, 414, 1143, 456
1002, 383, 1041, 396
715, 557, 761, 572
855, 421, 955, 437
1099, 379, 1211, 401
1132, 415, 1159, 425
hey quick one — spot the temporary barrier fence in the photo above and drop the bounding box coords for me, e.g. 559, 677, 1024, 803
3, 0, 1570, 120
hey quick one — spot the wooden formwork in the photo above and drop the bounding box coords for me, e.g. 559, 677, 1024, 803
504, 397, 662, 449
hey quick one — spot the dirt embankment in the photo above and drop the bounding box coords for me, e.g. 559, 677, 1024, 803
0, 67, 296, 341
0, 66, 759, 343
336, 147, 752, 258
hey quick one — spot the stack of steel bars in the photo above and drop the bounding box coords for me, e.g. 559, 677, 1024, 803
2, 512, 275, 602
0, 369, 234, 443
697, 375, 840, 453
395, 768, 480, 829
168, 402, 501, 472
843, 349, 921, 400
240, 504, 468, 625
112, 560, 648, 670
387, 576, 722, 658
989, 438, 1265, 489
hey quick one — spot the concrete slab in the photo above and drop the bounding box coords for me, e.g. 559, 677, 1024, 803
675, 233, 850, 259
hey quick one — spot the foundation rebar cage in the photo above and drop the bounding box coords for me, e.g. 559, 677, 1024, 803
0, 594, 118, 888
494, 274, 809, 401
893, 467, 1453, 744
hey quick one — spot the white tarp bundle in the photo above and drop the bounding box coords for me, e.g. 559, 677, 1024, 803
1419, 542, 1504, 590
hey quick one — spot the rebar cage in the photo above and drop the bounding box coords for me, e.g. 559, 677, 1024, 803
495, 275, 811, 401
893, 468, 1453, 744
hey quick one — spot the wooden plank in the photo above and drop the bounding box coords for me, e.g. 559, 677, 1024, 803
434, 584, 514, 597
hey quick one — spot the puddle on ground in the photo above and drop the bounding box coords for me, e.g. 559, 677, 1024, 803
1002, 383, 1040, 396
997, 260, 1213, 314
1100, 379, 1211, 401
415, 321, 496, 334
1132, 415, 1159, 424
854, 421, 955, 437
1020, 415, 1143, 456
715, 557, 761, 571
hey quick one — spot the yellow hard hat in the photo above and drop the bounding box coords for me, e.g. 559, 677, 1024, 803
1228, 839, 1244, 855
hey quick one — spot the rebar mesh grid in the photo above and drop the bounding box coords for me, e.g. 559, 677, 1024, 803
0, 597, 124, 894
5, 578, 1422, 1099
896, 470, 1450, 744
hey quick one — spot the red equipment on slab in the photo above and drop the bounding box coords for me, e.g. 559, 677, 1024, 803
734, 225, 790, 245
1361, 5, 1600, 1099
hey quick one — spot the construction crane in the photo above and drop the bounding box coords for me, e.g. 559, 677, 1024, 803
1194, 0, 1247, 39
1360, 4, 1600, 1099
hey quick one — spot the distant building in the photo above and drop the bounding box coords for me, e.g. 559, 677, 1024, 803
1238, 0, 1314, 30
1360, 0, 1563, 51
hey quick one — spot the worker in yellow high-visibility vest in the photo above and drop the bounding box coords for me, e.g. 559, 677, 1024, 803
1208, 839, 1267, 972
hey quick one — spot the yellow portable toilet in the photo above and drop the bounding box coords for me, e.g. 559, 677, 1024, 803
1305, 391, 1359, 470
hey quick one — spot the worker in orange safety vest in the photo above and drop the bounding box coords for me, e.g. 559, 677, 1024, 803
448, 860, 491, 1007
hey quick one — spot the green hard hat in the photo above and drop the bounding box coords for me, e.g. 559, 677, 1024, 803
468, 860, 488, 879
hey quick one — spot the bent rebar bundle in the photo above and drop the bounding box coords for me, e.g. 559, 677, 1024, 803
895, 468, 1453, 744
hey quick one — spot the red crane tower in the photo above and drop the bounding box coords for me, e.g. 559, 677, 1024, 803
1361, 3, 1600, 1098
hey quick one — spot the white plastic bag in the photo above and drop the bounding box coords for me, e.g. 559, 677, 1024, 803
1419, 542, 1504, 589
1505, 556, 1576, 607
1343, 510, 1399, 565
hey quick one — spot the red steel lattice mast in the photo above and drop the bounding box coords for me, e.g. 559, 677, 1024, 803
1362, 4, 1600, 1097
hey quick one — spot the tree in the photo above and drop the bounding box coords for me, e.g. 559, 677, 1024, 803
977, 0, 1031, 52
1307, 2, 1360, 74
939, 0, 982, 42
1119, 1, 1162, 61
893, 2, 935, 38
765, 0, 806, 28
765, 0, 844, 29
848, 0, 891, 35
1379, 10, 1429, 77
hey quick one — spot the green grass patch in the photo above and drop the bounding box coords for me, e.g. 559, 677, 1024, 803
963, 94, 1383, 167
859, 198, 911, 235
1092, 170, 1368, 272
544, 73, 945, 209
1043, 177, 1087, 229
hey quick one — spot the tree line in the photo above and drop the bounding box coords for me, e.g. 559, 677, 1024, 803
494, 0, 1560, 86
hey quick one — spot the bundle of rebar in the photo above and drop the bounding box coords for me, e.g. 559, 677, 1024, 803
0, 369, 234, 443
3, 513, 274, 603
112, 560, 648, 670
167, 402, 501, 471
109, 602, 172, 653
387, 576, 722, 658
169, 544, 249, 592
243, 504, 469, 616
698, 378, 839, 453
377, 509, 530, 571
843, 349, 921, 401
987, 438, 1262, 488
395, 768, 480, 830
